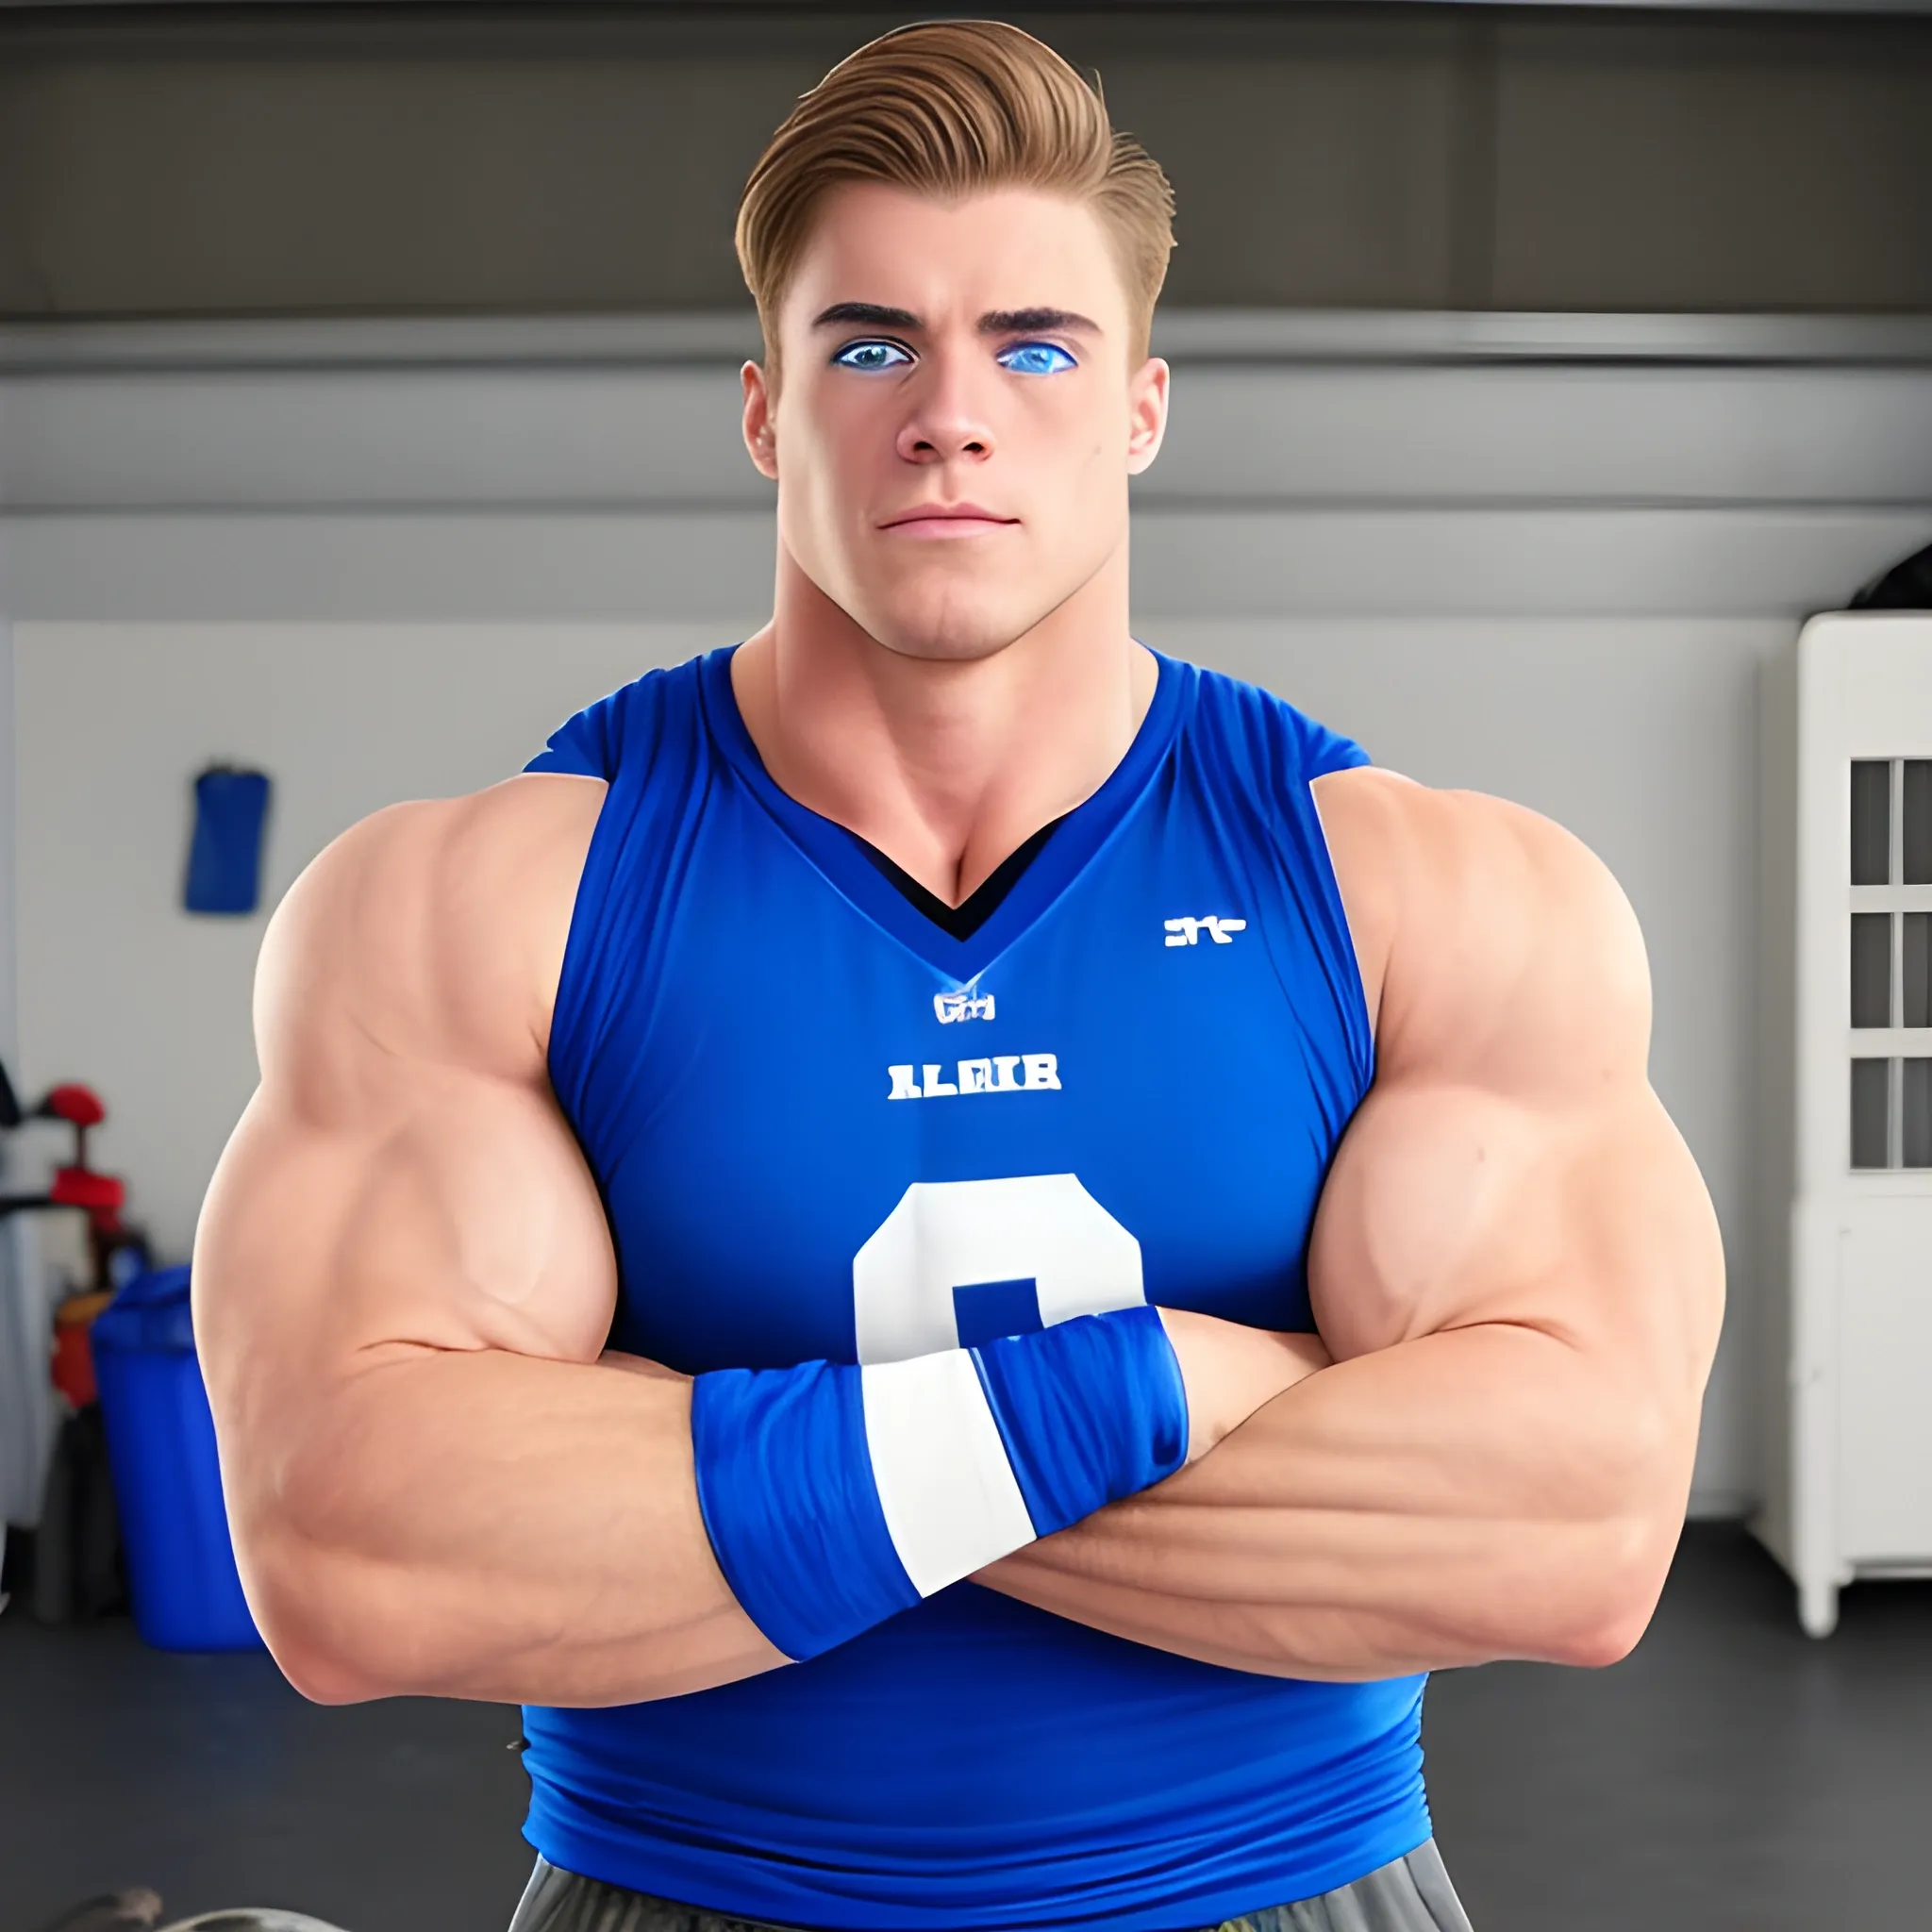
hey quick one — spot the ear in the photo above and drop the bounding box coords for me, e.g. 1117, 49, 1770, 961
741, 359, 779, 481
1124, 357, 1170, 476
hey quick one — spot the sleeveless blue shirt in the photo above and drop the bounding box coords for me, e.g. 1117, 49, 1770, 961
520, 647, 1429, 1930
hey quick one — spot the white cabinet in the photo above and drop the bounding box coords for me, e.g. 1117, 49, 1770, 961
1759, 613, 1932, 1635
1838, 1208, 1932, 1561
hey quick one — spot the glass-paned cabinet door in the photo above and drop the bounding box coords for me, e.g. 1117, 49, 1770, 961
1848, 758, 1932, 1170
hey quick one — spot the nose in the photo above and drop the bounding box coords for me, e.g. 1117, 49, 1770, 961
894, 353, 994, 467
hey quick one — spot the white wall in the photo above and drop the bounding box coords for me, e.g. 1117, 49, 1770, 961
11, 622, 741, 1271
5, 309, 1931, 1526
12, 613, 1776, 1513
0, 616, 50, 1533
1141, 618, 1784, 1514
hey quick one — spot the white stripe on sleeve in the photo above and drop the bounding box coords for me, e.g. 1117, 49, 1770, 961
860, 1349, 1038, 1596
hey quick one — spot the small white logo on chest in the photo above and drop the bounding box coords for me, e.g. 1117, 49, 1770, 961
888, 1055, 1061, 1100
934, 990, 996, 1024
1165, 915, 1247, 947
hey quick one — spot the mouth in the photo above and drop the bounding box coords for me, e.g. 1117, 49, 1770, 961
879, 504, 1020, 540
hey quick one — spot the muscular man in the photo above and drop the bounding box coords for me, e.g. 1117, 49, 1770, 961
195, 23, 1724, 1932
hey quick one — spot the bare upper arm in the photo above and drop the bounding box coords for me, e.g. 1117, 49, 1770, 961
1307, 770, 1723, 1399
193, 774, 619, 1471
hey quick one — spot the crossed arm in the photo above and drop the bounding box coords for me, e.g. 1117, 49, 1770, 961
979, 771, 1724, 1676
197, 768, 1721, 1708
195, 778, 1309, 1707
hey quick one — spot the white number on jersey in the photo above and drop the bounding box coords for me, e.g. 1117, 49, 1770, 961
852, 1174, 1144, 1365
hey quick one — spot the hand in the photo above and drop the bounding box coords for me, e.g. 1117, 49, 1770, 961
1156, 1309, 1330, 1464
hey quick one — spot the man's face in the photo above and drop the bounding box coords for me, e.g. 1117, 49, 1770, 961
743, 183, 1169, 663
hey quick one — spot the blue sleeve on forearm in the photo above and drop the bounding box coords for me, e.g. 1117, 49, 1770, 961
691, 1359, 920, 1663
689, 1305, 1189, 1664
968, 1304, 1188, 1537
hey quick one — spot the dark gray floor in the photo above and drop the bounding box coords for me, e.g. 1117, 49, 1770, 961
2, 1524, 1927, 1932
1425, 1524, 1932, 1930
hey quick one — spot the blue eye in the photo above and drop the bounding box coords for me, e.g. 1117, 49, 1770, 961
832, 339, 913, 372
997, 341, 1077, 376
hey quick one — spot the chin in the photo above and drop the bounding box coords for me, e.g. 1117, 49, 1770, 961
870, 622, 1025, 666
858, 581, 1062, 666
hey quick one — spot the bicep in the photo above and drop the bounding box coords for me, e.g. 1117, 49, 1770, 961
193, 807, 619, 1472
197, 1068, 618, 1388
1310, 787, 1722, 1390
1309, 1076, 1722, 1407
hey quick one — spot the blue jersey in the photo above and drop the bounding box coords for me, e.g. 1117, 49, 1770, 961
519, 647, 1428, 1930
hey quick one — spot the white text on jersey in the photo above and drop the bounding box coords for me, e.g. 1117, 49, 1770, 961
1164, 916, 1247, 947
933, 990, 996, 1024
887, 1055, 1061, 1100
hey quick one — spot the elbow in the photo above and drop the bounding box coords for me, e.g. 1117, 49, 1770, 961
233, 1521, 411, 1707
245, 1571, 391, 1706
225, 1409, 454, 1705
268, 1637, 388, 1708
263, 1591, 395, 1705
1547, 1596, 1654, 1671
1540, 1507, 1678, 1670
1533, 1396, 1689, 1670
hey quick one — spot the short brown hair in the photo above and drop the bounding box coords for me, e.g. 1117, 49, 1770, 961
736, 21, 1174, 368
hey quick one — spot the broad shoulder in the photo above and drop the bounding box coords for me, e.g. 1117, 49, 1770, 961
1311, 767, 1649, 1094
255, 773, 607, 1106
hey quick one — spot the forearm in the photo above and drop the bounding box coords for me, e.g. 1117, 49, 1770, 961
234, 1345, 784, 1707
241, 1305, 1224, 1707
978, 1322, 1692, 1679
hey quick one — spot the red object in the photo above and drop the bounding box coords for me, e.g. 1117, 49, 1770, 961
43, 1085, 105, 1128
51, 1318, 97, 1407
51, 1166, 125, 1214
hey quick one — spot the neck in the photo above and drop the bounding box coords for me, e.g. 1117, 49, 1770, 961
731, 545, 1156, 906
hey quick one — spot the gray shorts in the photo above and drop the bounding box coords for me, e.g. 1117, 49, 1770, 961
507, 1840, 1474, 1932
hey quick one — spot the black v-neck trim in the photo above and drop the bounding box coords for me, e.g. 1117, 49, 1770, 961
696, 645, 1193, 981
850, 815, 1069, 941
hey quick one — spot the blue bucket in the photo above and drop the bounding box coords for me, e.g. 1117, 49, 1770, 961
91, 1264, 264, 1652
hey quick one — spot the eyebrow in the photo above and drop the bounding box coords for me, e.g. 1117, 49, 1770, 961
809, 302, 1101, 336
811, 302, 921, 331
977, 308, 1100, 337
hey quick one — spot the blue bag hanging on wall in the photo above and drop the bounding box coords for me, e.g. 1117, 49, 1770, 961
184, 765, 272, 915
